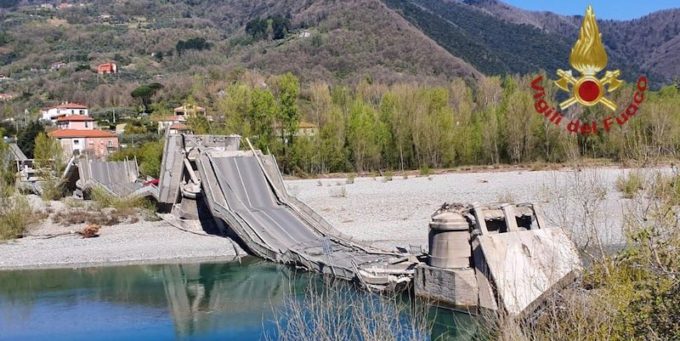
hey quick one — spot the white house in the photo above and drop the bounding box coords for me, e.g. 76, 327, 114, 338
41, 102, 89, 122
154, 115, 187, 134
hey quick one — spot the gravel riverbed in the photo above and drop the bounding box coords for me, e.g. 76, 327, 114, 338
0, 166, 661, 270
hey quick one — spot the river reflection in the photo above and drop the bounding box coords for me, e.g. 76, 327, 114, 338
0, 258, 479, 340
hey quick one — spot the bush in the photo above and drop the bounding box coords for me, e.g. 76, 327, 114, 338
109, 139, 163, 178
615, 172, 644, 198
40, 177, 65, 201
525, 171, 680, 340
0, 195, 34, 240
176, 37, 211, 55
91, 187, 154, 212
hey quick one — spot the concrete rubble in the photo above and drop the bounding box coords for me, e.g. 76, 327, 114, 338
414, 202, 582, 317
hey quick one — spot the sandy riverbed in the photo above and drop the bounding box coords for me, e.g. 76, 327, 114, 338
0, 166, 663, 270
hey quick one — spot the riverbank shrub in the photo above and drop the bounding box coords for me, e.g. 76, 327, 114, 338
505, 172, 680, 340
0, 195, 33, 240
615, 172, 644, 199
91, 187, 156, 220
268, 280, 433, 340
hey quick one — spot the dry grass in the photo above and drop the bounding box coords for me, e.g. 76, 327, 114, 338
496, 191, 516, 203
90, 187, 158, 222
0, 195, 38, 240
268, 279, 432, 341
51, 209, 133, 226
615, 172, 644, 199
488, 170, 680, 340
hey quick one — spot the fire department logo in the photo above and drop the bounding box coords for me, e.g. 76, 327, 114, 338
555, 6, 623, 111
530, 5, 648, 135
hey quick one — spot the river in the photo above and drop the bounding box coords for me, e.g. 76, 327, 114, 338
0, 258, 481, 340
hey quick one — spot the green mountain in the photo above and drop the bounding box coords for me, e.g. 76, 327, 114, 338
0, 0, 677, 114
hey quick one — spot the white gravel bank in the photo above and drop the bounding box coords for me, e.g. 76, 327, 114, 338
290, 167, 666, 250
0, 219, 240, 271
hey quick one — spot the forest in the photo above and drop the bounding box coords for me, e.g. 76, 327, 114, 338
171, 71, 680, 176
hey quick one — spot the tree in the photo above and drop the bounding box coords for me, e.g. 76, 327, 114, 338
347, 99, 382, 172
16, 120, 44, 159
245, 15, 290, 40
176, 37, 211, 55
277, 73, 300, 147
271, 15, 291, 40
218, 83, 253, 136
33, 132, 62, 169
249, 88, 277, 150
319, 105, 349, 173
139, 140, 163, 178
245, 18, 268, 39
0, 140, 14, 193
131, 83, 163, 113
33, 132, 64, 199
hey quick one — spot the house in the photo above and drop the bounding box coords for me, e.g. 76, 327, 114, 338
168, 123, 191, 135
275, 121, 319, 138
115, 123, 127, 135
50, 115, 119, 159
50, 62, 66, 71
154, 115, 186, 134
41, 102, 89, 122
56, 115, 94, 130
174, 104, 206, 117
0, 93, 15, 101
49, 129, 119, 159
297, 121, 319, 137
97, 62, 117, 74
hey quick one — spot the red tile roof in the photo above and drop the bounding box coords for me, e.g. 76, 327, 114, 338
56, 115, 94, 122
53, 102, 88, 110
49, 129, 117, 138
169, 123, 190, 130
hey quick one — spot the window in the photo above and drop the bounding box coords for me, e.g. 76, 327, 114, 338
73, 140, 79, 145
107, 141, 113, 147
85, 122, 89, 128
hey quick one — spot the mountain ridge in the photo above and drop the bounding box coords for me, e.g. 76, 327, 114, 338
0, 0, 677, 114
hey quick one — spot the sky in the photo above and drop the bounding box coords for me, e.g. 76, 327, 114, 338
502, 0, 679, 20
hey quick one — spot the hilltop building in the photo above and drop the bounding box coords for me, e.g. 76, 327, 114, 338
153, 103, 205, 135
0, 93, 15, 101
41, 102, 89, 122
97, 62, 117, 75
154, 115, 187, 135
174, 104, 206, 117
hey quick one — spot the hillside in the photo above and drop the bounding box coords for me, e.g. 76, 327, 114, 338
0, 0, 480, 113
453, 0, 680, 82
0, 0, 677, 117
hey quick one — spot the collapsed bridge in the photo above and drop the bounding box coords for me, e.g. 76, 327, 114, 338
157, 134, 418, 291
9, 133, 583, 313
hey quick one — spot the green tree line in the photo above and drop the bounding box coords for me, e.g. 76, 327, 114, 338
192, 72, 679, 175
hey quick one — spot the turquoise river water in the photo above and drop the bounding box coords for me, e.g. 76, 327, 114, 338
0, 258, 481, 340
